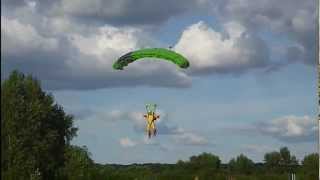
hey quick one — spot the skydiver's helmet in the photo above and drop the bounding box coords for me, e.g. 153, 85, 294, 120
146, 104, 157, 115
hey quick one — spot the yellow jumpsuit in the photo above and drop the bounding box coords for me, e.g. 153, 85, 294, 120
144, 113, 159, 137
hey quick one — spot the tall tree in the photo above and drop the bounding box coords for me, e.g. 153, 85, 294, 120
279, 147, 291, 165
264, 151, 281, 168
301, 153, 318, 179
264, 147, 298, 174
189, 152, 221, 169
228, 154, 254, 174
63, 145, 94, 180
1, 71, 77, 180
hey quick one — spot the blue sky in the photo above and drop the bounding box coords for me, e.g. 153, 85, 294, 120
2, 0, 317, 164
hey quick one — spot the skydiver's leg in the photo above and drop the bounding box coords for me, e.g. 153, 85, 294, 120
154, 128, 157, 136
147, 123, 152, 138
146, 125, 149, 134
151, 123, 156, 136
148, 130, 151, 138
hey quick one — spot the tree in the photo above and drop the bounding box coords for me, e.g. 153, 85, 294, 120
279, 147, 291, 165
229, 154, 254, 174
264, 147, 298, 174
301, 153, 318, 179
1, 71, 78, 180
63, 145, 95, 180
279, 147, 297, 165
264, 151, 281, 168
189, 152, 221, 169
228, 158, 236, 170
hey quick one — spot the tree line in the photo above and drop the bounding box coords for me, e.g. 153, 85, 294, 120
1, 71, 318, 180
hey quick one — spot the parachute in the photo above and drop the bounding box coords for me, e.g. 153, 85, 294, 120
113, 48, 190, 70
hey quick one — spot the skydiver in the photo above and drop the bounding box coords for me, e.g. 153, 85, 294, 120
143, 106, 160, 138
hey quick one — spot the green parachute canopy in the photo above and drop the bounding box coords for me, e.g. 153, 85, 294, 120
146, 104, 157, 114
113, 48, 190, 70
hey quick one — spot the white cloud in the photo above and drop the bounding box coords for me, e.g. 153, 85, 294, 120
228, 115, 317, 143
70, 25, 141, 58
173, 128, 210, 146
214, 0, 315, 65
118, 136, 170, 151
119, 137, 137, 148
174, 21, 269, 75
78, 108, 211, 146
2, 14, 191, 89
79, 109, 180, 135
2, 0, 315, 90
1, 17, 58, 56
224, 21, 246, 39
3, 0, 194, 90
258, 115, 317, 142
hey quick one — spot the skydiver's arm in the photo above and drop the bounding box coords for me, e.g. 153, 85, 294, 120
154, 115, 160, 121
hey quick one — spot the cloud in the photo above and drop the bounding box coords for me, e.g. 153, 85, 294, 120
119, 137, 137, 148
256, 115, 317, 143
118, 136, 170, 151
226, 115, 317, 143
213, 0, 315, 65
2, 17, 59, 56
79, 108, 181, 135
141, 136, 170, 151
79, 109, 183, 135
3, 0, 210, 27
172, 129, 210, 146
78, 108, 211, 146
1, 0, 315, 90
2, 15, 191, 90
174, 21, 270, 75
59, 0, 208, 26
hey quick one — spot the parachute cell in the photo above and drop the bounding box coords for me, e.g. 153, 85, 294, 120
113, 48, 190, 70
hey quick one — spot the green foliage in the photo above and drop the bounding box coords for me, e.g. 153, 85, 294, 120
264, 151, 282, 168
301, 153, 318, 179
188, 152, 221, 170
279, 147, 291, 165
229, 154, 254, 174
279, 147, 298, 166
1, 70, 77, 180
302, 153, 318, 171
62, 145, 95, 180
264, 147, 298, 173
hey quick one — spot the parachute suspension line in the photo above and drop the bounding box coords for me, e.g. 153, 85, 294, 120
146, 104, 157, 114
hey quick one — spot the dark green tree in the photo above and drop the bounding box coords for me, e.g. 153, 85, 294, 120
279, 147, 297, 165
264, 147, 298, 174
189, 152, 221, 169
279, 147, 291, 164
264, 151, 281, 168
228, 154, 254, 174
1, 71, 77, 180
63, 145, 95, 180
301, 153, 318, 179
